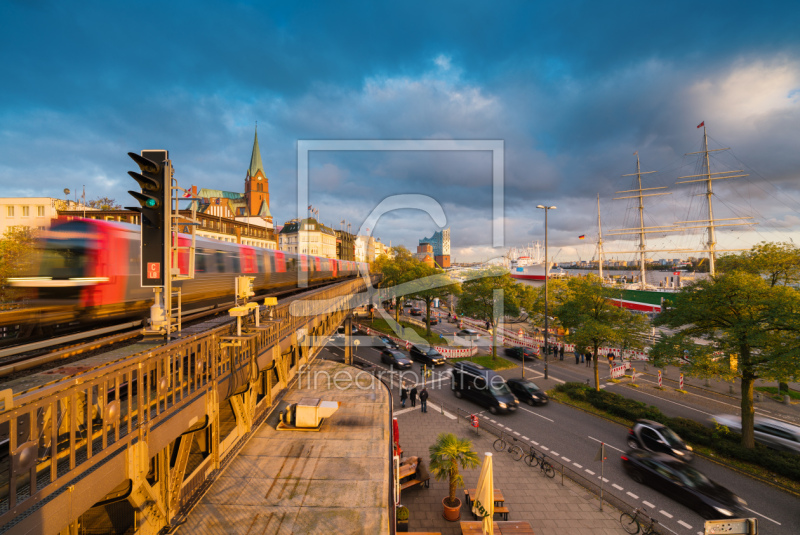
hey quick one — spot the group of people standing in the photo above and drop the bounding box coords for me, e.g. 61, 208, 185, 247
400, 384, 429, 412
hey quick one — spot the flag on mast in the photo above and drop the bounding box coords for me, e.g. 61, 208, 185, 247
578, 235, 585, 239
697, 121, 705, 128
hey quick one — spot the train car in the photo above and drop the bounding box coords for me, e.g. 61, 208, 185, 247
8, 218, 365, 330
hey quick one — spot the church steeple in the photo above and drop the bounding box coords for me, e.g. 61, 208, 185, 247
244, 125, 271, 223
248, 125, 265, 179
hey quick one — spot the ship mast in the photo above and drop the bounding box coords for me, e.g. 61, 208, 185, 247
597, 194, 604, 280
676, 125, 751, 276
615, 154, 668, 289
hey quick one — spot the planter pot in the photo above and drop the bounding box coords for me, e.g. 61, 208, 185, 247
396, 519, 409, 532
442, 496, 462, 521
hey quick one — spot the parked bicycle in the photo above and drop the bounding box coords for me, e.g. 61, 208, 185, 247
620, 507, 658, 535
534, 452, 556, 478
493, 432, 524, 461
522, 444, 540, 467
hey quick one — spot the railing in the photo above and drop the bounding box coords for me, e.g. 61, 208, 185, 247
0, 276, 371, 533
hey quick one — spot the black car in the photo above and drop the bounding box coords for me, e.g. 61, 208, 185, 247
627, 419, 693, 461
372, 335, 399, 350
427, 316, 439, 325
380, 349, 412, 369
456, 329, 480, 338
410, 308, 423, 316
506, 378, 548, 406
408, 345, 446, 366
621, 450, 747, 519
504, 346, 536, 360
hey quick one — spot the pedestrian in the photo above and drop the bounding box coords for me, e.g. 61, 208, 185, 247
607, 353, 615, 366
400, 385, 408, 408
410, 385, 418, 407
575, 350, 580, 365
580, 352, 585, 363
419, 387, 429, 413
559, 346, 564, 361
586, 352, 592, 367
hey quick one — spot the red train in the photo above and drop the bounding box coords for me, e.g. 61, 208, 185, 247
8, 218, 366, 329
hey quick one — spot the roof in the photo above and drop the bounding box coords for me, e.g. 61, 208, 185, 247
248, 127, 265, 178
280, 218, 335, 235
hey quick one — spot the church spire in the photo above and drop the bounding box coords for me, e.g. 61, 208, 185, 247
248, 125, 264, 178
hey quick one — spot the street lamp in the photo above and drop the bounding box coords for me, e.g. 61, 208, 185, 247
536, 205, 557, 380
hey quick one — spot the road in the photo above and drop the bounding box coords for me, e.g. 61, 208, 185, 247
322, 309, 800, 535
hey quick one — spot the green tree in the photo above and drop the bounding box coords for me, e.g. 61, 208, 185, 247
652, 271, 800, 448
456, 267, 522, 359
406, 264, 461, 336
428, 432, 480, 508
555, 275, 649, 390
87, 196, 121, 210
717, 241, 800, 288
0, 226, 38, 303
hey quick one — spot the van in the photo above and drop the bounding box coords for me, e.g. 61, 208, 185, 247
451, 362, 519, 414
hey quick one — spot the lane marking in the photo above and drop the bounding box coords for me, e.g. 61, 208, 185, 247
612, 484, 624, 491
677, 521, 692, 530
513, 431, 521, 436
599, 477, 609, 483
540, 446, 549, 451
622, 385, 713, 417
743, 507, 781, 525
585, 469, 595, 475
660, 510, 673, 519
550, 451, 560, 456
573, 462, 583, 469
518, 406, 555, 422
531, 440, 539, 445
521, 436, 530, 441
587, 436, 625, 453
626, 491, 639, 499
561, 457, 571, 462
643, 501, 655, 508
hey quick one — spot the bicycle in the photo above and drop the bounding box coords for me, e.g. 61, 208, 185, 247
493, 432, 524, 461
536, 453, 556, 478
620, 507, 658, 535
522, 444, 539, 467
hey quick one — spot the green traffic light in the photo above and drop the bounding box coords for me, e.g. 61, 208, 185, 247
146, 198, 157, 208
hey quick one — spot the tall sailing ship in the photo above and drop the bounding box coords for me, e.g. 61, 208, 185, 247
597, 123, 755, 313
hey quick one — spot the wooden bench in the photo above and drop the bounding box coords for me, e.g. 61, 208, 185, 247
494, 506, 510, 521
400, 476, 430, 490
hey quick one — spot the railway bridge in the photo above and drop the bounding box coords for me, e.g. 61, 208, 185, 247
0, 277, 389, 534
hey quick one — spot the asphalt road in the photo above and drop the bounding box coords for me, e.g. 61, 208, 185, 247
320, 321, 800, 535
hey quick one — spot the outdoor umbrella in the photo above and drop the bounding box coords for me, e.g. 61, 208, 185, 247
471, 452, 494, 535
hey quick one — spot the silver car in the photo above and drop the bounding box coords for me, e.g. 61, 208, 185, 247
712, 414, 800, 454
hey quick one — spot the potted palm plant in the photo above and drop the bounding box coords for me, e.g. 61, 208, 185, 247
428, 432, 480, 521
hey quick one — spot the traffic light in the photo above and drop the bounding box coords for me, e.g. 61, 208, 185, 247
127, 150, 170, 287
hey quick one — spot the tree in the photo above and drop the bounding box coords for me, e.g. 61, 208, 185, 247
406, 264, 461, 336
428, 432, 480, 508
717, 241, 800, 288
652, 270, 800, 449
87, 196, 121, 210
519, 277, 570, 334
456, 267, 522, 359
0, 226, 38, 303
555, 275, 649, 390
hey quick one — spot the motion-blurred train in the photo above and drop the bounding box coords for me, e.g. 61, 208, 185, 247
7, 218, 367, 330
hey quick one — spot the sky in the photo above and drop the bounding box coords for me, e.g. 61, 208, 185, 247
2, 0, 799, 263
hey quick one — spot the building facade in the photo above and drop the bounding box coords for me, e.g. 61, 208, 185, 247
335, 230, 356, 260
419, 228, 451, 268
279, 218, 337, 258
0, 197, 64, 235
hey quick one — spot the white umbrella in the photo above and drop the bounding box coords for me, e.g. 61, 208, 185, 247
471, 452, 494, 535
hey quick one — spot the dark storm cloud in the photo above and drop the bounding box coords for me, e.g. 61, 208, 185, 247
1, 0, 799, 260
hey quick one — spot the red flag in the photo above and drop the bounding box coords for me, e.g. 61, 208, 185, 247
182, 187, 193, 198
697, 121, 704, 128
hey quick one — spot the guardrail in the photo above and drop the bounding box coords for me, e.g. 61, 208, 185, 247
0, 276, 373, 534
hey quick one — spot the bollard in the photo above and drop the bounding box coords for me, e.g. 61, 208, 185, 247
705, 378, 711, 387
729, 385, 734, 394
785, 395, 791, 405
755, 392, 761, 402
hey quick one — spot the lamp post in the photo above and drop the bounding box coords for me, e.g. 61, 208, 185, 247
536, 205, 557, 380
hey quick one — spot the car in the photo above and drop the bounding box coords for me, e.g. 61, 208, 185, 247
373, 336, 399, 350
456, 329, 480, 338
451, 361, 519, 414
506, 378, 548, 406
380, 349, 413, 369
712, 414, 800, 454
620, 450, 747, 519
336, 325, 359, 336
410, 308, 423, 316
504, 346, 536, 360
408, 345, 446, 366
427, 316, 439, 325
627, 420, 693, 461
404, 301, 414, 308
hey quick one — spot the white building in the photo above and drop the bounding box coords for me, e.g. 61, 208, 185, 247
279, 218, 337, 258
0, 197, 65, 235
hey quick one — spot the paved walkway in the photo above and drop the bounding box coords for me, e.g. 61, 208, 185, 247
395, 401, 630, 535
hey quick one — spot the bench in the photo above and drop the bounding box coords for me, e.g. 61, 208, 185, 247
400, 476, 430, 490
494, 506, 509, 521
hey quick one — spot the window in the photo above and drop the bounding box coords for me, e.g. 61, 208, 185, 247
22, 206, 30, 217
6, 206, 13, 217
37, 206, 45, 217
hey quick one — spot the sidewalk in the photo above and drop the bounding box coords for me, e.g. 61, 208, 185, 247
395, 401, 630, 535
